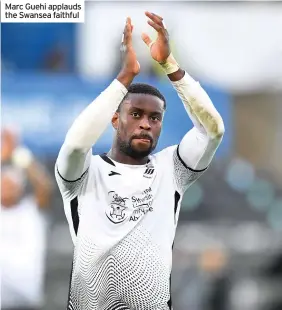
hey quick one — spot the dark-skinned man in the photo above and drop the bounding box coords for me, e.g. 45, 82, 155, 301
55, 12, 224, 310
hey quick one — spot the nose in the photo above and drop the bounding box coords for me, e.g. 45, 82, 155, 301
139, 117, 151, 130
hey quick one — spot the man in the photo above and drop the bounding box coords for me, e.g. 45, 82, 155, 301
1, 128, 53, 310
55, 12, 224, 310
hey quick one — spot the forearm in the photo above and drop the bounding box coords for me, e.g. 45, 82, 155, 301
57, 77, 129, 180
160, 55, 225, 139
65, 79, 128, 151
11, 148, 53, 207
159, 54, 224, 169
26, 161, 53, 208
172, 72, 224, 139
167, 68, 185, 82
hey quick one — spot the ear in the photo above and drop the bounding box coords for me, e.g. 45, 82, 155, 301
111, 112, 119, 130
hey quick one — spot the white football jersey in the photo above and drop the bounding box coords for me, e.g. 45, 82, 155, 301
55, 145, 206, 310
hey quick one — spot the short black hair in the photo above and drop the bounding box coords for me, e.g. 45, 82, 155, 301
117, 83, 166, 112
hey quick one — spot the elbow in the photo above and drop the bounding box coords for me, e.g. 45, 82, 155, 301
216, 121, 225, 138
211, 119, 225, 140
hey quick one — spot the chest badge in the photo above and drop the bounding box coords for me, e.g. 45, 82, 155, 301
106, 191, 129, 224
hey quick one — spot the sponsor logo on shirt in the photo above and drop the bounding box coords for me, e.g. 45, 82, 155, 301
105, 188, 154, 223
143, 163, 155, 179
130, 187, 154, 222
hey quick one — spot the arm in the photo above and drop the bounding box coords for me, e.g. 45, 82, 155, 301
12, 147, 53, 208
56, 17, 140, 192
168, 69, 224, 170
142, 12, 224, 171
56, 80, 128, 182
26, 161, 53, 208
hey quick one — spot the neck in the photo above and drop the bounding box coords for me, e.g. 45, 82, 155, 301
108, 146, 149, 165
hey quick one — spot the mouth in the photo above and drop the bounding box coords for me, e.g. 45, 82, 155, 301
137, 138, 151, 144
133, 137, 151, 143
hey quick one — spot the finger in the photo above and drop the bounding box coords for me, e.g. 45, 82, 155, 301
123, 17, 132, 46
145, 11, 164, 26
145, 11, 163, 21
141, 33, 153, 47
122, 17, 129, 40
151, 12, 163, 20
147, 20, 162, 32
123, 24, 130, 46
127, 16, 132, 26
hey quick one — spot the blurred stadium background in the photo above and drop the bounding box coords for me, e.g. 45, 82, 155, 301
1, 1, 282, 310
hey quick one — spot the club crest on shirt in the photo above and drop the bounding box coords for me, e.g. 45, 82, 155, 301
106, 191, 129, 224
105, 187, 154, 224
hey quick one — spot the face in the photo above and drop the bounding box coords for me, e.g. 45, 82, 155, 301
1, 129, 18, 163
112, 93, 165, 159
1, 173, 23, 208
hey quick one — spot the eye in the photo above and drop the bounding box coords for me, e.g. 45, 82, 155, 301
131, 112, 140, 118
151, 116, 161, 122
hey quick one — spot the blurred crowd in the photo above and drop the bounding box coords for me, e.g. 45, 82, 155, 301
1, 2, 282, 310
1, 128, 53, 309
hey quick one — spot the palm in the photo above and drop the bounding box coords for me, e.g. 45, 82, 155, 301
130, 48, 140, 74
120, 17, 140, 76
142, 12, 171, 63
149, 38, 170, 63
126, 46, 140, 75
